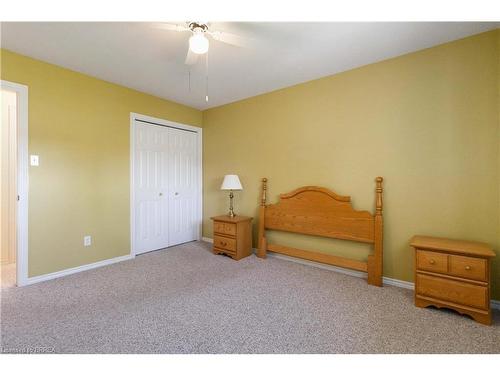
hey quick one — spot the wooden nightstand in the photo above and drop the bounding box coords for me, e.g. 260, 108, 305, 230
410, 235, 496, 325
210, 215, 253, 260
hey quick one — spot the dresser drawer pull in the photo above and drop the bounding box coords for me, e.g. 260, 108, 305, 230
429, 259, 435, 264
220, 241, 227, 246
465, 265, 471, 270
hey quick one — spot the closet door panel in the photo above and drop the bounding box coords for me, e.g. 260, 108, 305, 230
168, 128, 198, 246
134, 122, 169, 254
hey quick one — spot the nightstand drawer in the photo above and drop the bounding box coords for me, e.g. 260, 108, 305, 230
416, 273, 488, 309
213, 221, 236, 236
449, 255, 487, 282
416, 250, 448, 274
213, 235, 236, 252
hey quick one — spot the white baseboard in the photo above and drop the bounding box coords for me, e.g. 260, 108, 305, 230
382, 276, 415, 290
202, 236, 214, 243
22, 254, 135, 286
200, 237, 499, 310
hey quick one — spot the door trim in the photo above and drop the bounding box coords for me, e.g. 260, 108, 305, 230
129, 112, 203, 257
1, 80, 29, 286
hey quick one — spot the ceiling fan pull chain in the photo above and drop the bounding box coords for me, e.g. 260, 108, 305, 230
205, 50, 209, 102
188, 68, 191, 92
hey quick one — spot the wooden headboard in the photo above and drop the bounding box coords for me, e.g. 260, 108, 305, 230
257, 177, 384, 286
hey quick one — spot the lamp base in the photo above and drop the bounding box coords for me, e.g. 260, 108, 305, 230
228, 191, 236, 217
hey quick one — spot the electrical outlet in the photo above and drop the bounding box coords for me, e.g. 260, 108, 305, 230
84, 235, 92, 247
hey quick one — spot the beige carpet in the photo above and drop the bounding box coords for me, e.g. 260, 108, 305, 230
1, 241, 499, 353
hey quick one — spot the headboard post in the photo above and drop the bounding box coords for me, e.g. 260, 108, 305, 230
261, 178, 267, 206
257, 178, 268, 258
368, 176, 384, 286
375, 176, 383, 216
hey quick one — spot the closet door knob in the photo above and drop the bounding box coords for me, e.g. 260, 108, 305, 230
159, 192, 163, 196
175, 192, 179, 196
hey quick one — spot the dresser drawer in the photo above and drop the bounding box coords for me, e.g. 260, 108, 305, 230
213, 235, 236, 252
416, 274, 488, 310
449, 255, 487, 282
213, 221, 236, 236
416, 250, 448, 274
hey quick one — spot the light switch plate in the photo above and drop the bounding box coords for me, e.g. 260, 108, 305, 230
30, 155, 39, 166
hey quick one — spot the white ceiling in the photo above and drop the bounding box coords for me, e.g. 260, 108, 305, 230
1, 22, 498, 110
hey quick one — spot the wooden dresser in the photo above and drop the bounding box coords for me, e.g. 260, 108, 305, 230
410, 235, 495, 325
211, 215, 253, 260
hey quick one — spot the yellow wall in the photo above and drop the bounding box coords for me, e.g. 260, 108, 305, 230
203, 30, 500, 298
0, 49, 202, 277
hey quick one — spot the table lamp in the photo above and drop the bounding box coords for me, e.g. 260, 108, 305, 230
221, 174, 243, 217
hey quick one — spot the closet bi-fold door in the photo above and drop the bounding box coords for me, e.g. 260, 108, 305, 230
134, 122, 170, 254
167, 127, 199, 247
133, 119, 200, 255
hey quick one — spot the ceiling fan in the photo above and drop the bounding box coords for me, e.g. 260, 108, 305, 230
156, 21, 248, 65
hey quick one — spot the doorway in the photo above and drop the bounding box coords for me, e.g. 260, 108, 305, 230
130, 113, 202, 256
1, 88, 17, 287
0, 80, 28, 287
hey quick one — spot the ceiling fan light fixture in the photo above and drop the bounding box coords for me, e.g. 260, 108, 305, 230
189, 32, 209, 54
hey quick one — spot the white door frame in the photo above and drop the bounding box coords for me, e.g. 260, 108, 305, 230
1, 80, 29, 286
129, 112, 203, 257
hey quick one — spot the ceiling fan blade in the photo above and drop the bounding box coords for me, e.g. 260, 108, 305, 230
209, 30, 249, 48
185, 48, 199, 65
154, 22, 189, 32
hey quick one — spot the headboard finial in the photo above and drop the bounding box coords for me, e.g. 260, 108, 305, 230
261, 178, 268, 206
375, 177, 383, 215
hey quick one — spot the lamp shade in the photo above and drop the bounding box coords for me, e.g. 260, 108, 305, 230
220, 175, 243, 190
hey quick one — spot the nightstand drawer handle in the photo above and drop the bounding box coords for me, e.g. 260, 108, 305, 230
429, 259, 435, 264
220, 241, 227, 246
465, 265, 471, 270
